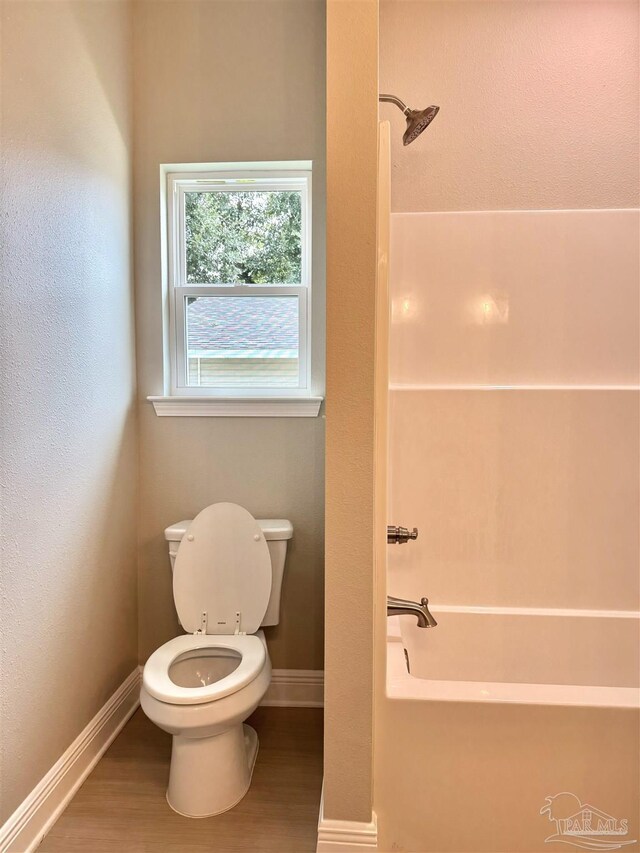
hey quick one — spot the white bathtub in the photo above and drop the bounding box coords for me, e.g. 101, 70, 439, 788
376, 610, 640, 852
388, 606, 640, 708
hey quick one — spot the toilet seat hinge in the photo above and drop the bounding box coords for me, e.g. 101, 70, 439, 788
195, 611, 208, 635
234, 611, 245, 635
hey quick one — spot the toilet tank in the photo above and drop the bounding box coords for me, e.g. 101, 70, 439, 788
164, 517, 293, 627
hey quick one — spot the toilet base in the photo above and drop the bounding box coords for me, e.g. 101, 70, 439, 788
166, 724, 259, 818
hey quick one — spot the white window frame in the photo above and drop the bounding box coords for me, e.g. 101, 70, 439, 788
151, 161, 321, 416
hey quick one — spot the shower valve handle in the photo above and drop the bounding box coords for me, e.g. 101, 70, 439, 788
387, 525, 419, 545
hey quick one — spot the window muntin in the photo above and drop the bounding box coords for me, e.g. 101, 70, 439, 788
167, 168, 311, 396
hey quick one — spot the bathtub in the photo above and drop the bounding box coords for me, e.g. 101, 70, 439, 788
389, 606, 640, 708
375, 610, 640, 852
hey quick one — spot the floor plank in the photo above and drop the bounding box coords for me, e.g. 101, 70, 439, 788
39, 706, 323, 852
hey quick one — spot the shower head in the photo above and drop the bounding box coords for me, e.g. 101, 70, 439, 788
379, 94, 440, 145
402, 105, 440, 145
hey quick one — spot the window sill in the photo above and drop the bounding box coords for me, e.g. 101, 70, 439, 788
147, 395, 323, 418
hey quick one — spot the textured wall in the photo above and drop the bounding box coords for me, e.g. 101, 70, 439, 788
133, 0, 326, 670
0, 0, 137, 822
380, 0, 640, 212
324, 0, 378, 824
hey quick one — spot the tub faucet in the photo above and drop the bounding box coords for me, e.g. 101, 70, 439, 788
387, 595, 437, 628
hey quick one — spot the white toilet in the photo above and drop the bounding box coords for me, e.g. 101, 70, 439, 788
140, 502, 293, 818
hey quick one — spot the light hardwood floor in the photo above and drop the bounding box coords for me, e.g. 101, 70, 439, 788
39, 707, 323, 852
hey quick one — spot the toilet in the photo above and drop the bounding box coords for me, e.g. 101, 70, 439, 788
140, 502, 293, 818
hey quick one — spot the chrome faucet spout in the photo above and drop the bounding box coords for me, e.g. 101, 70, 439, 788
387, 595, 437, 628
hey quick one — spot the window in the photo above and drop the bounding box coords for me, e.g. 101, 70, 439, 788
159, 163, 319, 414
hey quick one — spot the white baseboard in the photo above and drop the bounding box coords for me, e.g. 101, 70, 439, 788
261, 668, 324, 708
317, 788, 378, 852
0, 667, 141, 853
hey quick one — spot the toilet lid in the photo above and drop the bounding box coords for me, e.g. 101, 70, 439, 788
173, 503, 272, 635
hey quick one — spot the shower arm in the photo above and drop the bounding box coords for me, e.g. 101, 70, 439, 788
379, 93, 411, 116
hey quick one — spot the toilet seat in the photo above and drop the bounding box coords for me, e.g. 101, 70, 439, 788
143, 633, 266, 705
173, 503, 272, 635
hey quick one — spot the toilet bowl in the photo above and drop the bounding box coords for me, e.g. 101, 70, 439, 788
140, 503, 292, 818
141, 632, 272, 816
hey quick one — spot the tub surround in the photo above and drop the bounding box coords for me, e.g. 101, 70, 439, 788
390, 210, 639, 388
387, 207, 639, 616
384, 209, 639, 850
389, 388, 639, 612
379, 2, 639, 846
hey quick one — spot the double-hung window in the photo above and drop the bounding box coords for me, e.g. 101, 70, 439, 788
161, 163, 317, 414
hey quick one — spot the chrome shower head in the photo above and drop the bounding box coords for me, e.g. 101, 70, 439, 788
402, 105, 440, 145
379, 94, 440, 146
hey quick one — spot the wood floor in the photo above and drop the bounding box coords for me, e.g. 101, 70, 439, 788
39, 707, 323, 852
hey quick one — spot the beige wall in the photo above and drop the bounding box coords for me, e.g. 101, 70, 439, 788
324, 0, 378, 824
0, 0, 138, 822
132, 0, 326, 670
380, 0, 640, 212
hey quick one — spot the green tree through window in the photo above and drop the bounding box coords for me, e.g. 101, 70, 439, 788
185, 190, 302, 284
